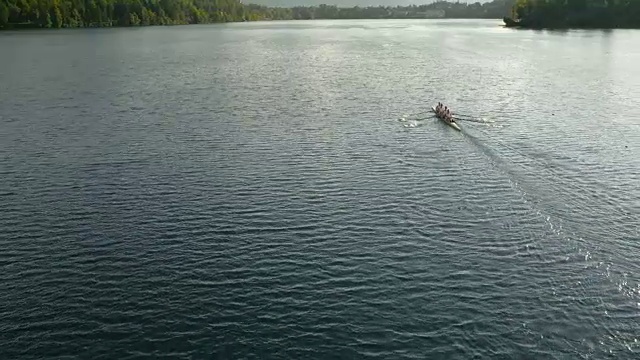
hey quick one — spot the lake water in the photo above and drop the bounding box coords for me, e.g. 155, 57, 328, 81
1, 19, 638, 359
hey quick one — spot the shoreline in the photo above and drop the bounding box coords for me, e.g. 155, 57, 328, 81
503, 17, 640, 30
0, 0, 516, 30
5, 17, 637, 32
1, 17, 504, 31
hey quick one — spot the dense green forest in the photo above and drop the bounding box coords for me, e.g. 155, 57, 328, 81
0, 0, 257, 28
0, 0, 514, 29
6, 0, 639, 30
506, 0, 640, 28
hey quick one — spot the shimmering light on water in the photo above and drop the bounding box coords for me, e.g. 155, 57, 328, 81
1, 20, 639, 359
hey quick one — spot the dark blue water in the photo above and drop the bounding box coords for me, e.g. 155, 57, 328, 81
1, 20, 639, 359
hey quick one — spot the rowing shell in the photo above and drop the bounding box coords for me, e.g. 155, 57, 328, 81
431, 106, 461, 131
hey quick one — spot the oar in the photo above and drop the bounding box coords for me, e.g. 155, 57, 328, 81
451, 112, 491, 123
452, 113, 476, 120
453, 116, 486, 123
452, 112, 474, 118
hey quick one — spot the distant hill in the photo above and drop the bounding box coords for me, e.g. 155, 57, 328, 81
242, 0, 514, 20
243, 0, 490, 8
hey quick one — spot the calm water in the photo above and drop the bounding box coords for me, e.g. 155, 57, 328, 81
1, 19, 639, 359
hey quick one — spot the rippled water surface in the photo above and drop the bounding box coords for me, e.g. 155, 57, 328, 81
1, 19, 639, 359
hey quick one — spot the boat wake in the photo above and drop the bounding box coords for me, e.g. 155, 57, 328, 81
473, 121, 503, 129
397, 113, 432, 128
398, 112, 430, 121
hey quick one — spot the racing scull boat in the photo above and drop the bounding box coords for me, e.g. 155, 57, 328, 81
431, 106, 461, 131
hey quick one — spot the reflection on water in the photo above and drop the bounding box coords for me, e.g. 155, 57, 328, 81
0, 19, 638, 359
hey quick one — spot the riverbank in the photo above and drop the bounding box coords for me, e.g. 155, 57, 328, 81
503, 16, 640, 30
505, 0, 640, 30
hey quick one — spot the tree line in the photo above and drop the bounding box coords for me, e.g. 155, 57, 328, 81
0, 0, 255, 28
0, 0, 516, 29
261, 1, 516, 20
507, 0, 640, 28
